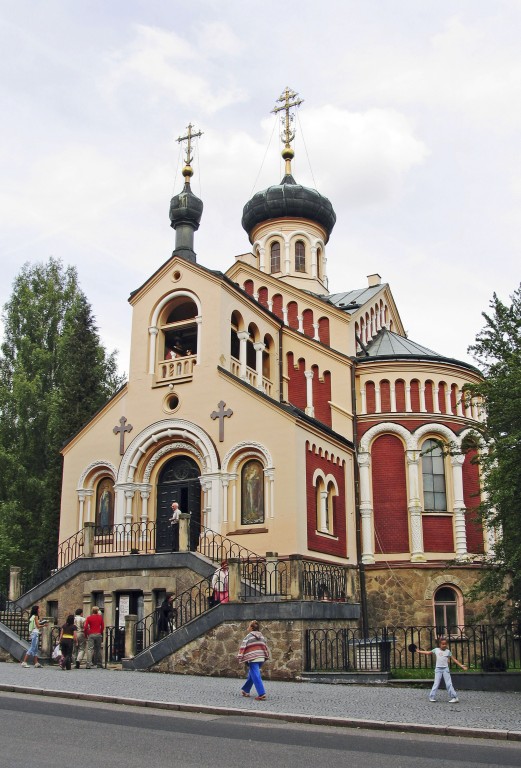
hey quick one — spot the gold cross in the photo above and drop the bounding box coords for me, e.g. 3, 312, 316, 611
177, 123, 203, 172
272, 87, 303, 149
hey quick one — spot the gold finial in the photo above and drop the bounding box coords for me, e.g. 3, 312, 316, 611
272, 87, 304, 175
177, 123, 203, 182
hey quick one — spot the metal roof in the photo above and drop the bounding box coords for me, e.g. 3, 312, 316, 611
326, 285, 386, 313
363, 328, 442, 358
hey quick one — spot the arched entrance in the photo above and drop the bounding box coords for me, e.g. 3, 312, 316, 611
156, 455, 201, 552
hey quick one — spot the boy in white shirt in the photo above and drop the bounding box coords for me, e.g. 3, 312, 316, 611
417, 636, 467, 703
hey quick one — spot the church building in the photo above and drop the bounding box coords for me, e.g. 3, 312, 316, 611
52, 89, 488, 644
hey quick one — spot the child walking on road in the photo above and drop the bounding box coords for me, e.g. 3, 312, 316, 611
417, 636, 467, 703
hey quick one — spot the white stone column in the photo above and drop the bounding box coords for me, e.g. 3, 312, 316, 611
254, 342, 265, 391
148, 326, 159, 374
282, 306, 288, 326
297, 314, 304, 333
312, 322, 320, 341
457, 386, 465, 417
222, 477, 229, 523
405, 384, 412, 412
375, 385, 381, 414
114, 485, 126, 525
139, 487, 151, 524
77, 490, 87, 528
358, 452, 375, 564
451, 454, 468, 560
406, 450, 426, 562
284, 240, 291, 274
267, 299, 273, 313
420, 384, 426, 413
84, 490, 94, 524
390, 383, 397, 413
445, 386, 452, 415
195, 315, 202, 365
305, 369, 314, 417
433, 384, 441, 413
230, 473, 238, 524
310, 245, 317, 278
319, 490, 328, 532
253, 291, 259, 302
265, 468, 275, 519
360, 384, 367, 415
237, 331, 249, 380
124, 489, 135, 526
259, 245, 266, 272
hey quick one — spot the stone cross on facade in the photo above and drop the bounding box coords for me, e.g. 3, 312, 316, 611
210, 401, 233, 442
113, 416, 133, 455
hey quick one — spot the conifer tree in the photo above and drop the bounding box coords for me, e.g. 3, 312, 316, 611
0, 258, 123, 589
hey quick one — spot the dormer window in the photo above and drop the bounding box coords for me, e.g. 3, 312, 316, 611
270, 241, 281, 273
295, 240, 305, 272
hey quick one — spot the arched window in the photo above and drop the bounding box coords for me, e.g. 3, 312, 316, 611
315, 476, 335, 534
162, 297, 198, 360
241, 459, 264, 525
95, 478, 114, 531
295, 240, 305, 272
434, 586, 461, 633
270, 241, 281, 273
421, 439, 447, 512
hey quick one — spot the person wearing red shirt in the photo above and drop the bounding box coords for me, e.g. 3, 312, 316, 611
84, 606, 104, 669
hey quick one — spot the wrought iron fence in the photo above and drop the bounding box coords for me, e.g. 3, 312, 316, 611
305, 625, 521, 673
93, 522, 156, 555
195, 523, 260, 563
302, 560, 349, 601
57, 528, 86, 568
134, 575, 214, 653
240, 558, 289, 598
0, 605, 32, 642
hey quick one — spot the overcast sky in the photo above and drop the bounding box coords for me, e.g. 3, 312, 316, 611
1, 1, 520, 374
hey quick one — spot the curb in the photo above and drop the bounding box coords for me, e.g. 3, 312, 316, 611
1, 684, 520, 742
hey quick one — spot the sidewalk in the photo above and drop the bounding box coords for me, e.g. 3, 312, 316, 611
1, 662, 520, 741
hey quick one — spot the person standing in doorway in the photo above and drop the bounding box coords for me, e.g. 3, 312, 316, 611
85, 606, 104, 669
417, 636, 467, 703
73, 608, 86, 669
157, 593, 177, 638
237, 620, 270, 701
169, 501, 181, 552
20, 605, 45, 668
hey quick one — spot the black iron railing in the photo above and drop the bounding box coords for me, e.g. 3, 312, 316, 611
134, 574, 215, 653
57, 528, 86, 568
240, 558, 289, 598
0, 605, 31, 641
305, 625, 521, 673
302, 560, 350, 601
195, 524, 260, 563
93, 522, 156, 554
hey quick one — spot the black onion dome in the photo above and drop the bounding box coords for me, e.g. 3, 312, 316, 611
241, 173, 336, 243
169, 181, 204, 232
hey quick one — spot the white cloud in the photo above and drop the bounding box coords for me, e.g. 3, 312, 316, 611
104, 23, 247, 114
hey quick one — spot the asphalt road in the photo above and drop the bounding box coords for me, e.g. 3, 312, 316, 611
1, 692, 520, 768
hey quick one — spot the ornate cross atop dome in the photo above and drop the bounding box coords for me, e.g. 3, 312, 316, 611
272, 87, 303, 176
177, 122, 204, 182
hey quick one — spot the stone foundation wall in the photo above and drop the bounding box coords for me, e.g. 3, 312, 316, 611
40, 566, 204, 627
152, 618, 352, 680
364, 565, 489, 626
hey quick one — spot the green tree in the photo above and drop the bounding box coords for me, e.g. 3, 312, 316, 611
0, 258, 123, 591
468, 284, 521, 621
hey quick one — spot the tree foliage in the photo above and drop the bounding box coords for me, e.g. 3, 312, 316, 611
467, 284, 521, 621
0, 258, 124, 590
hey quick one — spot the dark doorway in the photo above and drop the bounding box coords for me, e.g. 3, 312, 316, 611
111, 591, 144, 662
156, 455, 201, 552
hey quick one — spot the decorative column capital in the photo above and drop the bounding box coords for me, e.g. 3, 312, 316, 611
253, 342, 265, 352
406, 450, 420, 466
148, 326, 159, 337
237, 331, 249, 341
450, 454, 465, 467
304, 370, 314, 380
357, 452, 371, 468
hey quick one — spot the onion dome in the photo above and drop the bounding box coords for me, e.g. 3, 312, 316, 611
241, 172, 336, 243
170, 124, 204, 263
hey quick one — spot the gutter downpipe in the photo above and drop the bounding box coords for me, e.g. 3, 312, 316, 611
351, 358, 369, 637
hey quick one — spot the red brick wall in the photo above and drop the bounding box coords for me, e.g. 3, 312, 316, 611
395, 380, 406, 412
425, 381, 434, 412
438, 382, 447, 413
380, 380, 391, 412
318, 317, 330, 345
302, 308, 314, 337
423, 516, 454, 552
365, 382, 376, 414
306, 446, 347, 557
371, 434, 409, 553
463, 450, 485, 554
313, 368, 332, 427
244, 279, 254, 296
450, 384, 458, 415
258, 286, 268, 308
410, 379, 420, 412
287, 352, 306, 410
272, 294, 283, 320
287, 301, 299, 330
